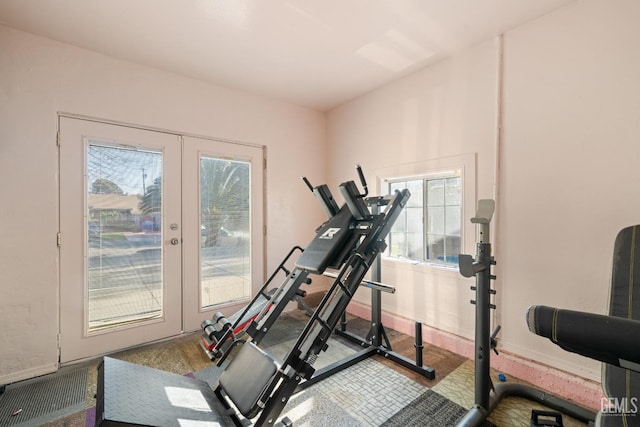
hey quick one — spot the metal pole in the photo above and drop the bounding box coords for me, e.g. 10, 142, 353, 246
415, 322, 423, 367
456, 200, 495, 413
370, 202, 383, 347
474, 241, 492, 410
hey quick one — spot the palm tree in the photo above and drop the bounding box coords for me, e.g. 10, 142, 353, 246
139, 177, 162, 214
200, 159, 249, 246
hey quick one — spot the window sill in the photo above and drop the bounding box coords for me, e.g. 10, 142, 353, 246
381, 256, 462, 278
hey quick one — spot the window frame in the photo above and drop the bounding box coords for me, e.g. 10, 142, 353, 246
376, 153, 476, 270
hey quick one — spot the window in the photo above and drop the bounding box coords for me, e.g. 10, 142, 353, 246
386, 171, 462, 266
378, 153, 475, 268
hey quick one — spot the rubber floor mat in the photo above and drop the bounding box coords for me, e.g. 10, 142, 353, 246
382, 389, 490, 427
0, 368, 87, 426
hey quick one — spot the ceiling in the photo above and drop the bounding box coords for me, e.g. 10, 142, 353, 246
0, 0, 576, 111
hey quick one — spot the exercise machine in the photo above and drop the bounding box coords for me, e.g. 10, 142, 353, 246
95, 165, 428, 427
455, 199, 596, 427
331, 239, 434, 383
199, 246, 308, 362
291, 179, 435, 392
528, 224, 640, 426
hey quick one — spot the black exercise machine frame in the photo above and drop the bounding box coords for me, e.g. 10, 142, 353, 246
181, 166, 432, 427
230, 169, 435, 426
295, 198, 435, 394
201, 245, 308, 364
96, 166, 435, 427
455, 199, 596, 427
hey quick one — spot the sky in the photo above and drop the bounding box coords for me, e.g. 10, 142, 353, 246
87, 143, 162, 196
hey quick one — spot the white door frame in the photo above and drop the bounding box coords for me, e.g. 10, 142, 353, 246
182, 135, 265, 332
59, 117, 183, 363
59, 116, 265, 363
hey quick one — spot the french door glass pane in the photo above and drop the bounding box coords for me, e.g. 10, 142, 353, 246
86, 143, 163, 331
200, 156, 251, 308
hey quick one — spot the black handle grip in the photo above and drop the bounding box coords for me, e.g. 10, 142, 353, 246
302, 176, 313, 192
356, 165, 368, 197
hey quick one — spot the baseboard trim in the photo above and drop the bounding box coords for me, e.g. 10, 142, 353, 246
0, 362, 58, 385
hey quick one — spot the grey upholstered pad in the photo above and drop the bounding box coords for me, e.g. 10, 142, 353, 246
219, 342, 279, 419
602, 225, 640, 425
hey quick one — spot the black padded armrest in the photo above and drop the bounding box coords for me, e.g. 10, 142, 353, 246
527, 305, 640, 372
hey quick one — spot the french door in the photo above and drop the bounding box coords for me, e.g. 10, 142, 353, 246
182, 135, 264, 331
59, 117, 263, 362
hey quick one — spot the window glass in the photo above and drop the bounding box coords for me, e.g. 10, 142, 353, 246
446, 236, 461, 264
446, 206, 461, 236
445, 177, 461, 205
407, 232, 424, 259
199, 156, 251, 308
86, 143, 163, 331
427, 206, 445, 234
426, 179, 444, 206
426, 234, 445, 262
386, 173, 462, 267
405, 180, 423, 208
389, 232, 406, 257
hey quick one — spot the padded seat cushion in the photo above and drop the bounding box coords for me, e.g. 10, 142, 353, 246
295, 205, 354, 274
219, 342, 280, 419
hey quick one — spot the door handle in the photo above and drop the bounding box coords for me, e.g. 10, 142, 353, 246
170, 238, 180, 245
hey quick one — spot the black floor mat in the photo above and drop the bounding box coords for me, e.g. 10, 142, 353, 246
382, 389, 497, 427
0, 368, 87, 426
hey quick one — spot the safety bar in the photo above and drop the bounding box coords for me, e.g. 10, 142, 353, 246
323, 271, 396, 294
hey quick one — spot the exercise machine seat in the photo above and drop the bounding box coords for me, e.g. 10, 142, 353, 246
527, 225, 640, 426
218, 341, 280, 419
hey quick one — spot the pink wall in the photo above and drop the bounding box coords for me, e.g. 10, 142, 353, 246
0, 26, 326, 383
3, 0, 640, 395
327, 0, 640, 387
327, 38, 499, 356
498, 0, 640, 379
